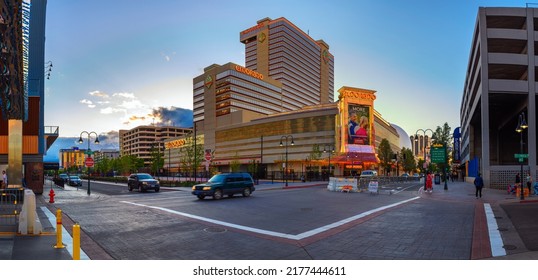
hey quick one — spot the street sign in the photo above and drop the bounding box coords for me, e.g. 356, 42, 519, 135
431, 144, 446, 163
514, 153, 528, 159
85, 157, 94, 167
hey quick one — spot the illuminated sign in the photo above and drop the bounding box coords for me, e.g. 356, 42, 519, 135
241, 22, 265, 35
204, 75, 213, 89
341, 90, 376, 101
258, 32, 266, 43
165, 139, 187, 149
234, 65, 263, 80
322, 49, 329, 64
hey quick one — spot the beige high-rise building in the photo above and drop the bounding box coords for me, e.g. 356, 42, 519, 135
240, 17, 335, 109
119, 125, 192, 167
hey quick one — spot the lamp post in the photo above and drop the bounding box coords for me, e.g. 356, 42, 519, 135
415, 129, 434, 188
78, 131, 100, 195
323, 144, 334, 180
280, 135, 294, 186
516, 112, 528, 200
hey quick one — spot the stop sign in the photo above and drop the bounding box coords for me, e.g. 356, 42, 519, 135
85, 157, 94, 167
204, 150, 211, 161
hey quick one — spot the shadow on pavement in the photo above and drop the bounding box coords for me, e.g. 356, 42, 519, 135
501, 202, 538, 251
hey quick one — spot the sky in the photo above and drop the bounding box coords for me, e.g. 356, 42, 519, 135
44, 0, 530, 139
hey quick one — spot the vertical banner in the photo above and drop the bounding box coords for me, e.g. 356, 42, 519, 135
347, 104, 370, 145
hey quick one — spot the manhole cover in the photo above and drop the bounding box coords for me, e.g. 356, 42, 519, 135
203, 227, 227, 233
503, 245, 517, 250
497, 227, 508, 231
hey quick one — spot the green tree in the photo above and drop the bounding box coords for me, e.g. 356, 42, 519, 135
378, 138, 393, 175
230, 153, 241, 172
150, 145, 164, 176
399, 147, 416, 174
179, 134, 204, 180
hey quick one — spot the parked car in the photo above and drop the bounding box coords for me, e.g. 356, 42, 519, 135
359, 170, 378, 178
68, 175, 82, 186
401, 173, 410, 177
128, 173, 160, 192
192, 172, 255, 200
59, 173, 69, 182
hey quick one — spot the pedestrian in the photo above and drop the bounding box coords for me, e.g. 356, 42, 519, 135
534, 181, 538, 196
2, 170, 6, 188
425, 171, 433, 193
474, 173, 484, 198
526, 173, 532, 194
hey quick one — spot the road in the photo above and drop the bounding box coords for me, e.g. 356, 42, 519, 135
44, 179, 481, 260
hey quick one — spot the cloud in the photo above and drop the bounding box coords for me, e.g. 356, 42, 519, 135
161, 51, 176, 62
80, 99, 96, 108
112, 92, 135, 99
89, 90, 109, 98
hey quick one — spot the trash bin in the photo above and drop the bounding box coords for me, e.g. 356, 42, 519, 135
434, 173, 441, 185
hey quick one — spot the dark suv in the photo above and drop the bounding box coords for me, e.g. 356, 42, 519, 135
128, 173, 160, 192
192, 173, 255, 200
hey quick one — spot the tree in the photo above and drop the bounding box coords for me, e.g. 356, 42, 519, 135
150, 145, 164, 176
399, 147, 416, 174
179, 134, 204, 180
378, 138, 393, 175
230, 153, 241, 172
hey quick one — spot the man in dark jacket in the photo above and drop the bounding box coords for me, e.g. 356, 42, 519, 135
474, 173, 484, 198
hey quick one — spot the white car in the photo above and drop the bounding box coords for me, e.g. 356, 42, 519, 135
360, 170, 377, 177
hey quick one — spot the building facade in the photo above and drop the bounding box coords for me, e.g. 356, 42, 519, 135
461, 7, 538, 188
0, 0, 57, 194
240, 17, 335, 109
119, 125, 192, 167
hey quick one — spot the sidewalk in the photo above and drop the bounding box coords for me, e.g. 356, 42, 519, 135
2, 179, 538, 260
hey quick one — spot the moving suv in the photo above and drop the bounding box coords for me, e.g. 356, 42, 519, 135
128, 173, 160, 192
192, 172, 255, 200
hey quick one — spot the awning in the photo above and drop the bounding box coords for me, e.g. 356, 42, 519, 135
331, 144, 379, 164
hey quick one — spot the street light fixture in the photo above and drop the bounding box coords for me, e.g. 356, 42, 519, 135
516, 112, 528, 200
415, 128, 434, 189
323, 144, 334, 180
280, 135, 294, 187
78, 131, 100, 195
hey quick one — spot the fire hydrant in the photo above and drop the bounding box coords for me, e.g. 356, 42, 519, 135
49, 188, 55, 203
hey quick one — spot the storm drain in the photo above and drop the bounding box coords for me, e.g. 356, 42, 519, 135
497, 227, 508, 231
204, 227, 227, 233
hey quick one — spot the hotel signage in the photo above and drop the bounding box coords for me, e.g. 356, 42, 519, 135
340, 90, 376, 101
165, 139, 187, 149
235, 65, 264, 80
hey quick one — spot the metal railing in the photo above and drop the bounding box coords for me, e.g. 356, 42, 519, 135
0, 190, 22, 230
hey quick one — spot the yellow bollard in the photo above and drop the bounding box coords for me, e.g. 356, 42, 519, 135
54, 209, 65, 249
73, 223, 80, 260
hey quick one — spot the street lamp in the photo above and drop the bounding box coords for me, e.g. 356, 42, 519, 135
516, 112, 528, 200
415, 129, 434, 188
323, 144, 334, 180
280, 135, 294, 186
78, 131, 100, 195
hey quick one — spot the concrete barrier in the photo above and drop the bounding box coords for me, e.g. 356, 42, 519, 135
18, 189, 42, 234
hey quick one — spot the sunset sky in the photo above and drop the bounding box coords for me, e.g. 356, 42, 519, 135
44, 0, 527, 137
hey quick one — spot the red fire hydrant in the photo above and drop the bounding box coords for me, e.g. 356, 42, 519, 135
49, 188, 55, 203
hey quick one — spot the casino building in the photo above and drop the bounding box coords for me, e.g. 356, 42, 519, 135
165, 17, 405, 178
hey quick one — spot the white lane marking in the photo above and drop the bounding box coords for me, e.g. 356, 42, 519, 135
484, 203, 506, 257
121, 197, 420, 240
41, 206, 90, 260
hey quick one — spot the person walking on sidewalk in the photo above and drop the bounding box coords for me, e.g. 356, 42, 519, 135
474, 173, 484, 199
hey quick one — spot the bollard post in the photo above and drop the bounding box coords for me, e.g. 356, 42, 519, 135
73, 223, 80, 260
54, 209, 65, 249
